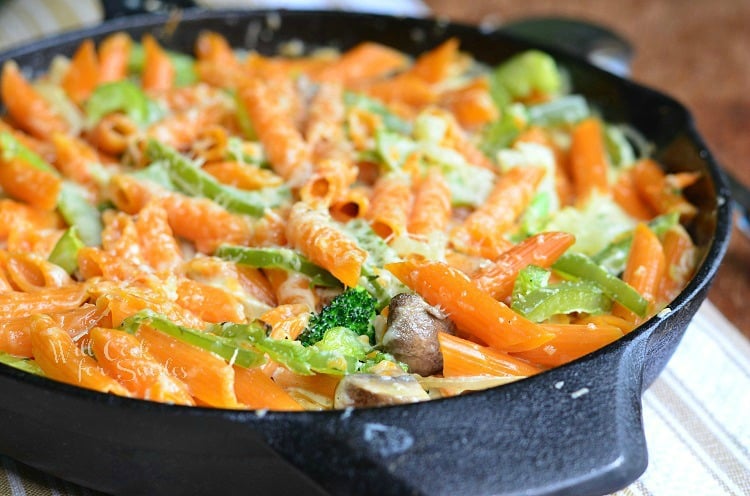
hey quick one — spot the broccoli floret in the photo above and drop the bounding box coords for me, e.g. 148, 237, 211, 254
298, 287, 376, 346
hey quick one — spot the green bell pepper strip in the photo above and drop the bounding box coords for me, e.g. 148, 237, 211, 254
593, 213, 680, 275
57, 182, 103, 246
552, 252, 649, 317
211, 323, 361, 376
48, 227, 85, 274
214, 245, 341, 288
85, 80, 162, 127
0, 132, 56, 173
145, 140, 291, 217
120, 310, 265, 368
0, 352, 44, 376
512, 279, 612, 323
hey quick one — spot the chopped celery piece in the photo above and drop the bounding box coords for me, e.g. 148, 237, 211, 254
376, 129, 419, 170
0, 352, 44, 376
85, 81, 162, 127
544, 193, 635, 255
593, 213, 680, 275
120, 310, 265, 368
479, 108, 524, 158
518, 192, 552, 238
0, 132, 56, 173
58, 182, 102, 246
48, 227, 85, 274
128, 42, 197, 87
527, 94, 589, 126
214, 245, 341, 288
342, 219, 407, 309
491, 50, 563, 106
605, 124, 637, 168
344, 91, 411, 134
552, 252, 649, 317
146, 140, 291, 217
512, 265, 611, 322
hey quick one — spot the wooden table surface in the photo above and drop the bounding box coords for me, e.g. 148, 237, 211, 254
427, 0, 750, 338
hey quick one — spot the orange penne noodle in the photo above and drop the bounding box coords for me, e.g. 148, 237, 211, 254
141, 34, 175, 92
300, 156, 358, 207
363, 74, 436, 110
134, 201, 182, 272
108, 173, 160, 214
98, 32, 132, 83
408, 168, 451, 236
239, 77, 312, 185
658, 224, 697, 302
439, 332, 542, 377
0, 157, 62, 211
0, 284, 87, 317
613, 168, 655, 220
0, 304, 104, 357
312, 42, 409, 85
366, 173, 412, 240
261, 303, 310, 340
202, 161, 283, 191
89, 113, 139, 155
510, 323, 624, 367
52, 133, 99, 188
0, 61, 68, 139
438, 77, 498, 129
136, 325, 239, 408
90, 326, 195, 405
570, 117, 609, 203
329, 186, 370, 222
632, 158, 698, 220
4, 252, 72, 291
472, 231, 576, 301
265, 269, 318, 311
191, 125, 228, 163
161, 194, 252, 253
306, 82, 346, 149
386, 259, 554, 352
409, 38, 460, 84
175, 279, 246, 323
30, 320, 129, 396
286, 202, 367, 288
451, 166, 545, 259
0, 199, 61, 240
613, 223, 666, 323
270, 367, 341, 408
61, 39, 99, 104
234, 366, 304, 411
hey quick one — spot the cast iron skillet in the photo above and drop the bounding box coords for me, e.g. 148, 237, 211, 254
0, 9, 732, 496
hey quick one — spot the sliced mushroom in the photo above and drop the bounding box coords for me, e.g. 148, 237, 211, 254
382, 293, 455, 376
334, 374, 429, 409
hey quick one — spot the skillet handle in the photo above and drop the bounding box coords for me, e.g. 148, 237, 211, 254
264, 335, 651, 496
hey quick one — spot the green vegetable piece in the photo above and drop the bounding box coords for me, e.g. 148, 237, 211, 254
518, 191, 551, 238
212, 322, 359, 375
120, 310, 265, 368
0, 132, 56, 173
298, 287, 377, 346
511, 266, 611, 322
214, 245, 341, 288
128, 42, 198, 87
58, 182, 103, 246
376, 128, 418, 170
85, 80, 162, 127
527, 94, 589, 126
0, 352, 44, 376
552, 252, 649, 317
593, 213, 680, 275
604, 124, 636, 168
48, 227, 85, 274
479, 110, 524, 158
491, 50, 562, 106
344, 91, 411, 134
146, 139, 291, 217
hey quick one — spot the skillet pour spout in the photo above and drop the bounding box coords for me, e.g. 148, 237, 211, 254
0, 9, 731, 496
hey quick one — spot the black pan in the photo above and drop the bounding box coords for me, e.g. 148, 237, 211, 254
0, 9, 732, 496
